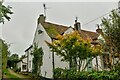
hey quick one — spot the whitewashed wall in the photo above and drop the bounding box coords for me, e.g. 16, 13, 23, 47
28, 50, 33, 72
25, 49, 33, 72
17, 57, 27, 72
33, 23, 53, 78
22, 57, 27, 72
17, 61, 22, 71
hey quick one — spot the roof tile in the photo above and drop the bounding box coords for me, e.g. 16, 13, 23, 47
41, 22, 99, 40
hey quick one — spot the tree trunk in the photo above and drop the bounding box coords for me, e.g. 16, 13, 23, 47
78, 59, 82, 72
69, 57, 72, 69
73, 57, 77, 71
96, 57, 98, 71
82, 60, 86, 71
82, 57, 93, 71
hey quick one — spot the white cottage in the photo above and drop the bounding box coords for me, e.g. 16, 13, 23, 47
17, 57, 27, 72
24, 45, 33, 72
25, 14, 104, 78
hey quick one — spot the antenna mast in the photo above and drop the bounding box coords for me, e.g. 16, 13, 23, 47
75, 17, 78, 22
43, 3, 47, 18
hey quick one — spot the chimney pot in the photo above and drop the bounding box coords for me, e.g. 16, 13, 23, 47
74, 22, 81, 31
96, 25, 102, 34
74, 17, 81, 31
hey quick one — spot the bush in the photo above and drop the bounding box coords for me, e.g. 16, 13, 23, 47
54, 68, 120, 80
13, 67, 21, 72
17, 68, 21, 72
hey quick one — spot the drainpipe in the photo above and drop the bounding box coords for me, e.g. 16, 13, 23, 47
96, 57, 98, 71
118, 1, 120, 13
52, 39, 55, 79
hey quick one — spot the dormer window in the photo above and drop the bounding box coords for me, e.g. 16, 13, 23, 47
38, 29, 43, 34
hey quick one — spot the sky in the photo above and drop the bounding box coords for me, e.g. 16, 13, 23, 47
1, 1, 118, 57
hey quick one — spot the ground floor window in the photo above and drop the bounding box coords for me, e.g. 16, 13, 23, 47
22, 65, 27, 70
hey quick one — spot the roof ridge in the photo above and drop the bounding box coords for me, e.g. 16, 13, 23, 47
45, 21, 69, 28
81, 29, 97, 33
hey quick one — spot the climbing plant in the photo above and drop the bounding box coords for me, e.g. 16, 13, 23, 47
31, 43, 44, 77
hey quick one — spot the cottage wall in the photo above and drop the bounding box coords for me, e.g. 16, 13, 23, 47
33, 23, 53, 78
17, 61, 22, 71
17, 57, 27, 72
25, 48, 33, 72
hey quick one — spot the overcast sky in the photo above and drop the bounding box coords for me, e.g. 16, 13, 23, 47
1, 2, 118, 57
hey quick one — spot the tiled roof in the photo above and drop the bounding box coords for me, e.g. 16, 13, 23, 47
41, 22, 99, 40
41, 22, 69, 38
80, 30, 99, 40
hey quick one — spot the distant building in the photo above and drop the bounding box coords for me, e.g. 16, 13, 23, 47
25, 14, 104, 78
24, 45, 33, 72
17, 57, 27, 72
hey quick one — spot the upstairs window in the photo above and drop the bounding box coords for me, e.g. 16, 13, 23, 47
38, 29, 43, 34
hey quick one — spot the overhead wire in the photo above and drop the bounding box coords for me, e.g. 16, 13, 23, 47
82, 8, 118, 26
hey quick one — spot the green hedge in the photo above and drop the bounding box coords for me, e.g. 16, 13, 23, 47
54, 68, 120, 80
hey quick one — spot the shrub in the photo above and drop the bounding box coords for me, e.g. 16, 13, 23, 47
54, 68, 120, 80
13, 67, 21, 72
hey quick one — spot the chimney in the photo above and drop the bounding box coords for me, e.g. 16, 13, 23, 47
96, 24, 103, 34
37, 14, 46, 24
74, 17, 81, 31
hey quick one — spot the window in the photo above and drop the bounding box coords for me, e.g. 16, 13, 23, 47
22, 65, 27, 70
38, 29, 43, 34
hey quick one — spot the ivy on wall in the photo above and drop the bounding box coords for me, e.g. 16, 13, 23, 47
31, 43, 44, 78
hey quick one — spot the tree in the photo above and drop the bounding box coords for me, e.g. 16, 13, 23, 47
101, 9, 120, 69
46, 31, 102, 71
0, 1, 13, 24
20, 55, 26, 60
7, 53, 19, 68
31, 43, 44, 78
0, 39, 9, 70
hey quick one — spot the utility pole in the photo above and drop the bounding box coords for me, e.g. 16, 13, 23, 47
118, 1, 120, 13
0, 49, 2, 80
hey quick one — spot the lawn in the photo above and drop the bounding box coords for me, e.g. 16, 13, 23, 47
3, 69, 22, 80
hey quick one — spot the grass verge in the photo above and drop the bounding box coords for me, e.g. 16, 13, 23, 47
3, 69, 22, 80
